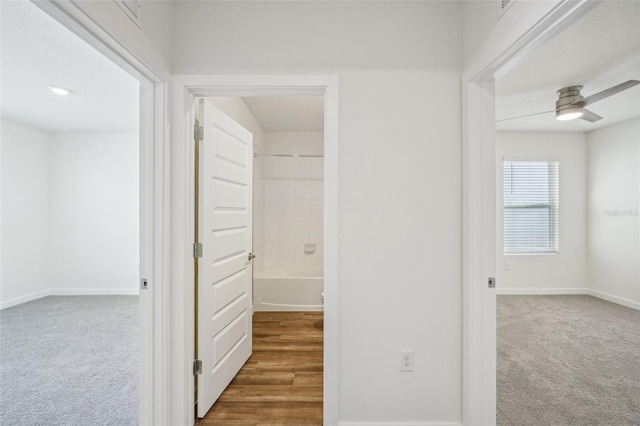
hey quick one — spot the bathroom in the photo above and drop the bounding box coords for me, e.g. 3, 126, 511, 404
254, 135, 324, 310
209, 95, 325, 312
198, 95, 325, 422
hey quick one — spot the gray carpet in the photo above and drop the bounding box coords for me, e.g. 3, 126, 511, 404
497, 295, 640, 426
0, 296, 138, 426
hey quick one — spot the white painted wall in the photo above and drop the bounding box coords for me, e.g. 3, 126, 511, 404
495, 123, 640, 309
496, 131, 588, 293
0, 120, 52, 307
264, 132, 323, 156
587, 118, 640, 308
68, 0, 172, 73
139, 0, 174, 68
173, 2, 460, 73
262, 132, 323, 273
0, 123, 139, 308
49, 132, 139, 294
173, 2, 462, 423
462, 0, 497, 68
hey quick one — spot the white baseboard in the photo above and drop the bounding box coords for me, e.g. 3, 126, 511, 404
50, 288, 139, 296
339, 423, 461, 426
496, 288, 588, 295
588, 289, 640, 311
1, 288, 139, 310
496, 288, 640, 311
0, 290, 52, 310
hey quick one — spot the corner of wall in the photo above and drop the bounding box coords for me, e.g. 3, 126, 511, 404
0, 120, 53, 307
584, 118, 640, 307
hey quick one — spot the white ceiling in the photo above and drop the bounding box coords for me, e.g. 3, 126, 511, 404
496, 1, 640, 132
5, 1, 634, 135
0, 1, 139, 133
242, 96, 324, 132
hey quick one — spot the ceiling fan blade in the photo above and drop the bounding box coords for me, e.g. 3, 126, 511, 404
579, 108, 603, 122
581, 80, 640, 106
496, 110, 554, 123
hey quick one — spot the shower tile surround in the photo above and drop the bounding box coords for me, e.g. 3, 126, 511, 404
261, 155, 323, 271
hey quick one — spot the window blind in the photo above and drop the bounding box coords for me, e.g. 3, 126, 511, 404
503, 161, 559, 254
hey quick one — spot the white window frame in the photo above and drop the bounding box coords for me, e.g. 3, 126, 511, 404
503, 159, 559, 255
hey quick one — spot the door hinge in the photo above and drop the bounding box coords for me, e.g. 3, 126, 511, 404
194, 125, 203, 141
488, 277, 495, 289
193, 243, 203, 258
140, 278, 148, 290
193, 359, 202, 375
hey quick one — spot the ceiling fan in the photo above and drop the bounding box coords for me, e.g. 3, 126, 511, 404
498, 79, 640, 123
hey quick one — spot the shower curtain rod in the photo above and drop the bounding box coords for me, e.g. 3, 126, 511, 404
254, 153, 324, 158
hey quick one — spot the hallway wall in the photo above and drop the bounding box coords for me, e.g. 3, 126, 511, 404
172, 2, 463, 423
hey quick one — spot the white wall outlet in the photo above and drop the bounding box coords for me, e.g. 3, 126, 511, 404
400, 350, 414, 372
504, 261, 510, 271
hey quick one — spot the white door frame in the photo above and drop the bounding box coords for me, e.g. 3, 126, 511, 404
462, 1, 601, 424
32, 1, 170, 425
171, 74, 339, 426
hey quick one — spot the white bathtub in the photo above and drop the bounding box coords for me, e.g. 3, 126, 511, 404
253, 269, 323, 311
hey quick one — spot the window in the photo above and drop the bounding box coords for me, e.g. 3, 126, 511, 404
503, 160, 559, 254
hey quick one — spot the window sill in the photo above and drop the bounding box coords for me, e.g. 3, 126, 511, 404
504, 252, 559, 256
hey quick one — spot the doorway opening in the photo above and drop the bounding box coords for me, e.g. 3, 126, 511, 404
494, 2, 640, 424
171, 74, 338, 426
0, 1, 139, 423
1, 1, 165, 424
462, 1, 605, 424
193, 95, 326, 423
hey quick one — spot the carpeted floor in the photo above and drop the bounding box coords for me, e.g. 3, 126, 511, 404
0, 296, 138, 426
497, 295, 640, 426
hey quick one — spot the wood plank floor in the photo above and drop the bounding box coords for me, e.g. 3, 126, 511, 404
199, 311, 324, 426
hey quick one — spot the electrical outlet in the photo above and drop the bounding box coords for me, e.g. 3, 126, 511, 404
504, 261, 510, 271
400, 350, 414, 372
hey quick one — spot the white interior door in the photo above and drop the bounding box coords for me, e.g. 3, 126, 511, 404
197, 98, 253, 418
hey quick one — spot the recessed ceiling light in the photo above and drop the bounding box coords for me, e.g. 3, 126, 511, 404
48, 85, 71, 96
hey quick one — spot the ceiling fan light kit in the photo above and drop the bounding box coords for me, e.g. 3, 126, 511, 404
501, 80, 640, 124
555, 86, 585, 121
556, 107, 584, 121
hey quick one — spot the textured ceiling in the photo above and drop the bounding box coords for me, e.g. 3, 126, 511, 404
242, 96, 324, 132
0, 1, 139, 133
496, 1, 640, 132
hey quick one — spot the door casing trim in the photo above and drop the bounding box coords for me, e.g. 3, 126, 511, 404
462, 1, 602, 424
171, 74, 339, 426
25, 1, 170, 424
